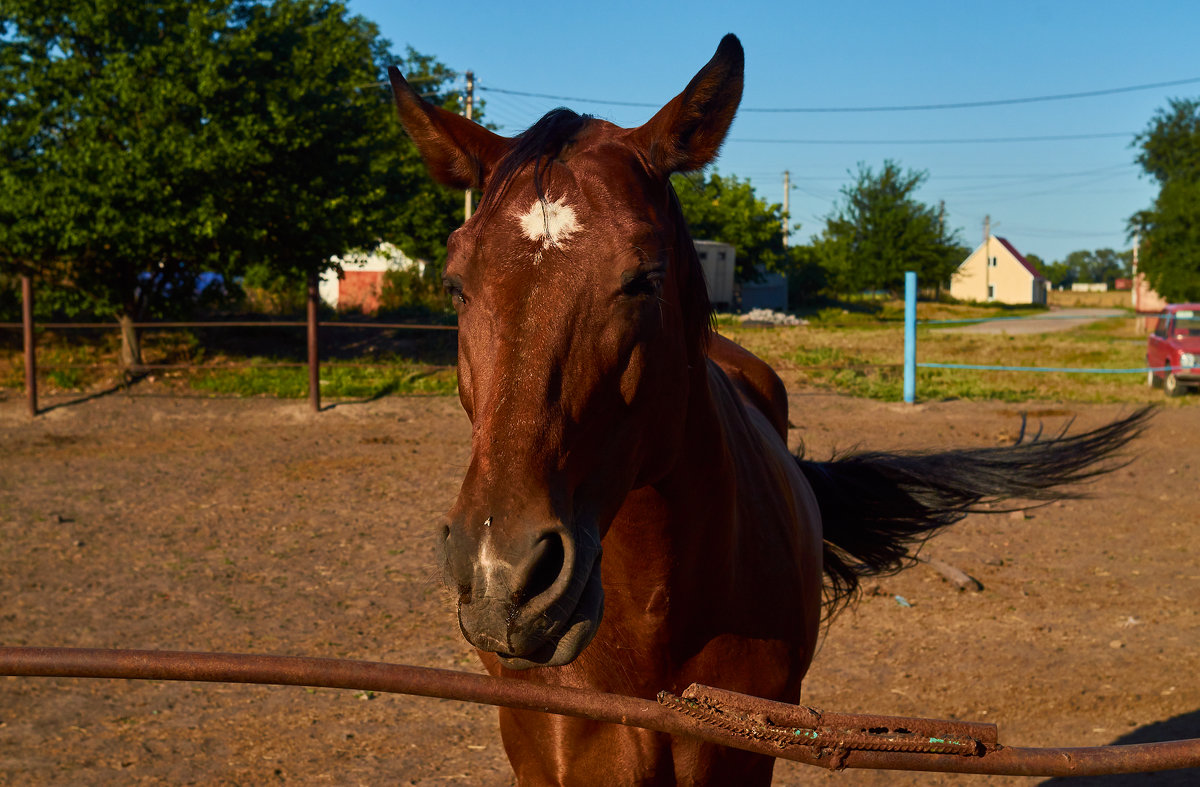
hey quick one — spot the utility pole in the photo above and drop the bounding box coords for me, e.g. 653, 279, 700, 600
782, 170, 790, 250
936, 201, 946, 298
983, 215, 991, 300
464, 70, 475, 222
1132, 231, 1140, 311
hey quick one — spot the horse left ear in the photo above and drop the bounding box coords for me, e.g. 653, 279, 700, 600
388, 66, 508, 190
629, 34, 744, 176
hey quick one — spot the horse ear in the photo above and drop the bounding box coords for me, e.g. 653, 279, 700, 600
388, 66, 508, 190
630, 34, 744, 176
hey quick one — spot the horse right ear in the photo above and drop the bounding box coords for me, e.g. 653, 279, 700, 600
628, 34, 744, 176
388, 66, 508, 191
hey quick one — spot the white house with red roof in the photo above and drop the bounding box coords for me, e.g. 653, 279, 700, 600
950, 235, 1048, 305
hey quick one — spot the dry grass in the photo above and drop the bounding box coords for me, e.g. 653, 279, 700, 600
718, 303, 1187, 404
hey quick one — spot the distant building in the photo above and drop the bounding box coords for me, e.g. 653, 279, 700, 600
1114, 278, 1133, 291
693, 240, 788, 313
319, 242, 423, 313
1131, 256, 1169, 332
694, 240, 736, 309
1070, 282, 1108, 293
950, 235, 1048, 305
739, 268, 789, 313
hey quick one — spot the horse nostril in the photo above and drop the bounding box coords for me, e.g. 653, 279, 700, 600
516, 532, 566, 606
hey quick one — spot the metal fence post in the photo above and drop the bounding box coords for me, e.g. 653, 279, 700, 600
307, 270, 320, 413
903, 271, 916, 404
22, 274, 37, 417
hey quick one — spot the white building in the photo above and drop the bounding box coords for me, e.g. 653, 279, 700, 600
950, 235, 1048, 305
320, 242, 423, 313
694, 240, 736, 308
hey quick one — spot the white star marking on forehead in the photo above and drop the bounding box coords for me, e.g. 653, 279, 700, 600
518, 197, 580, 250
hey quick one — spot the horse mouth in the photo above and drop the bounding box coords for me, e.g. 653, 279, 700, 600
461, 555, 604, 671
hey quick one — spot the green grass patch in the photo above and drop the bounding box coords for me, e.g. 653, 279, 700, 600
188, 359, 457, 399
719, 306, 1176, 404
1, 328, 459, 399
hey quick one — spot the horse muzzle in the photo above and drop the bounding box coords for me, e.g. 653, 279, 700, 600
444, 520, 604, 670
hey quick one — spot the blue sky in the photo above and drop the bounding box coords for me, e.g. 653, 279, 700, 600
349, 0, 1199, 264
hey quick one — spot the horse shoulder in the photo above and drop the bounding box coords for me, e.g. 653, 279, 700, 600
706, 334, 789, 440
700, 361, 824, 672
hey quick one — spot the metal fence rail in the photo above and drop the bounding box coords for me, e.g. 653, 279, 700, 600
1, 272, 459, 416
3, 273, 1181, 415
918, 362, 1171, 374
2, 646, 1198, 777
900, 272, 1176, 402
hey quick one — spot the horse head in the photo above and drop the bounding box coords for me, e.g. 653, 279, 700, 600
389, 36, 743, 669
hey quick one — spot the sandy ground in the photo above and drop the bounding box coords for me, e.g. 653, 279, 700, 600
0, 390, 1197, 785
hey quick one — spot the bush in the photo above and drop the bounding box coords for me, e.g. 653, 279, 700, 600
240, 264, 307, 316
377, 266, 452, 318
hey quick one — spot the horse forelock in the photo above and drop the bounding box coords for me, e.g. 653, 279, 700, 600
475, 108, 594, 225
470, 107, 713, 363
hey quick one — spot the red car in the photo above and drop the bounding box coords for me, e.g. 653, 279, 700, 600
1147, 303, 1200, 396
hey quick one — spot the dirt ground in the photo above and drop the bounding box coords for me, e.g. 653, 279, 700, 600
0, 388, 1197, 785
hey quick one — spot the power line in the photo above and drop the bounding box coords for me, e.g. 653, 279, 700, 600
358, 73, 460, 89
948, 171, 1141, 206
747, 76, 1200, 112
934, 165, 1135, 195
731, 132, 1134, 145
929, 164, 1137, 181
478, 85, 658, 108
780, 163, 1136, 182
479, 75, 1200, 113
997, 226, 1128, 239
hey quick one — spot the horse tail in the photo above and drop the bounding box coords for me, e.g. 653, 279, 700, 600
795, 407, 1154, 616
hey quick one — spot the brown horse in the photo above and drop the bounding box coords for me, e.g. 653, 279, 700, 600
388, 36, 1149, 786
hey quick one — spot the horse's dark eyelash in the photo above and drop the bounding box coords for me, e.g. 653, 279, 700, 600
621, 270, 665, 298
443, 276, 467, 304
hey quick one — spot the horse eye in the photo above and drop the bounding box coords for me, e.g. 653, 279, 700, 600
621, 270, 664, 299
443, 277, 467, 305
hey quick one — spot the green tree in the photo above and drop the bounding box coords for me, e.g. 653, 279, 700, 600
1040, 257, 1074, 289
1, 0, 243, 362
671, 171, 791, 282
0, 0, 466, 362
814, 161, 964, 295
1042, 249, 1133, 289
1130, 98, 1200, 301
1024, 253, 1048, 281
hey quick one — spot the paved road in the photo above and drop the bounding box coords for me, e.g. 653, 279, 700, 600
933, 307, 1126, 335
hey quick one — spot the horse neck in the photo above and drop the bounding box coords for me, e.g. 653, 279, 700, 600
607, 207, 736, 578
601, 357, 744, 619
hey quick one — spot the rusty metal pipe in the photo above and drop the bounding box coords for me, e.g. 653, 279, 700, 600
21, 274, 37, 417
2, 647, 1198, 777
837, 741, 1200, 776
